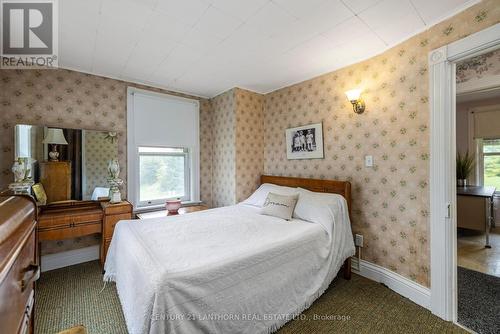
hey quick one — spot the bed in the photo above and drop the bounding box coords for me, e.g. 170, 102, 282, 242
104, 175, 355, 334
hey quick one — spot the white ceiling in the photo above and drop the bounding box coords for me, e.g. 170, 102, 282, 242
59, 0, 478, 98
457, 87, 500, 103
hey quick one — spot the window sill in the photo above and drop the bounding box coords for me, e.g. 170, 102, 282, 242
134, 200, 204, 214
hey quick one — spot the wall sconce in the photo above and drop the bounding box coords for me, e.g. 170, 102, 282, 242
345, 89, 365, 114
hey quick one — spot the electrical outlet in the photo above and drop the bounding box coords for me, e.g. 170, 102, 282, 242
355, 234, 364, 247
365, 155, 373, 167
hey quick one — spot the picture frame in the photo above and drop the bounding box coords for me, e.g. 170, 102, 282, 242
32, 183, 47, 205
285, 122, 324, 160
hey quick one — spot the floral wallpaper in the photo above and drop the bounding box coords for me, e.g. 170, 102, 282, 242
211, 89, 236, 207
82, 130, 118, 200
210, 88, 264, 206
456, 48, 500, 83
263, 0, 500, 287
0, 69, 213, 254
200, 99, 214, 207
235, 88, 264, 203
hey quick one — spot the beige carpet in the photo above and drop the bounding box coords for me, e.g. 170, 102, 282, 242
36, 261, 467, 334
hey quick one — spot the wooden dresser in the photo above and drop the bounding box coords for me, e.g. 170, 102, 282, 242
100, 201, 133, 265
37, 200, 133, 268
39, 161, 72, 203
0, 194, 38, 334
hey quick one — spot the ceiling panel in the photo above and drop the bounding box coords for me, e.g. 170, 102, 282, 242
342, 0, 384, 14
141, 11, 192, 42
269, 0, 353, 51
208, 0, 270, 21
244, 2, 297, 38
358, 0, 417, 31
373, 10, 425, 45
59, 0, 100, 72
100, 0, 154, 27
58, 0, 478, 96
411, 0, 471, 24
322, 16, 375, 47
123, 36, 178, 79
155, 0, 211, 26
192, 6, 243, 39
272, 0, 330, 18
152, 44, 205, 83
181, 27, 224, 55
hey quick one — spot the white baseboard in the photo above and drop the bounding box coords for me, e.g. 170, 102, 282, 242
351, 257, 431, 310
41, 245, 100, 272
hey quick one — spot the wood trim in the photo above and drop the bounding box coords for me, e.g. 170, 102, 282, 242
260, 175, 352, 217
260, 175, 353, 279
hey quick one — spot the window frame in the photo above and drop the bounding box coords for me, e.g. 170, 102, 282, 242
127, 87, 200, 211
137, 146, 191, 207
478, 138, 500, 192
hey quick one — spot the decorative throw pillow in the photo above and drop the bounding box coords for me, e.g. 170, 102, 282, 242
241, 183, 298, 207
261, 192, 299, 220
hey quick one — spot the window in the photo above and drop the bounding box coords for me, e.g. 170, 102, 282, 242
482, 139, 500, 190
127, 87, 200, 210
15, 124, 32, 158
138, 147, 190, 206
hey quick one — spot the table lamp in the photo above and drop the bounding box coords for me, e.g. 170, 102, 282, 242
42, 128, 68, 161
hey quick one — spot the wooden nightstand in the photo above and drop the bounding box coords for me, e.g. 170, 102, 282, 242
136, 205, 209, 220
100, 201, 133, 266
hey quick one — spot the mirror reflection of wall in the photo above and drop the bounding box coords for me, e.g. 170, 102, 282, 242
14, 124, 119, 204
82, 130, 118, 201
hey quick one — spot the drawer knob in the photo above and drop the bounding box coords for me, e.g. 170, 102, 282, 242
19, 263, 40, 292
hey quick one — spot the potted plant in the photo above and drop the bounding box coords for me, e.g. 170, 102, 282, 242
456, 151, 474, 187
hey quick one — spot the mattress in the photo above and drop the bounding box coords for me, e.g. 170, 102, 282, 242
104, 203, 355, 334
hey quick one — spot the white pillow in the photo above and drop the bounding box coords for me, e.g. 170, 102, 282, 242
294, 188, 348, 235
241, 183, 298, 207
261, 192, 299, 220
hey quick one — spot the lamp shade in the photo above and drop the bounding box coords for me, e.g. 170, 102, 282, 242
42, 128, 68, 145
345, 89, 362, 102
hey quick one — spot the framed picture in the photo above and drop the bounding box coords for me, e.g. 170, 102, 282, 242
285, 122, 324, 160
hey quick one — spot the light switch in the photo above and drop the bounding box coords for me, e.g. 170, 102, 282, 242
365, 155, 373, 167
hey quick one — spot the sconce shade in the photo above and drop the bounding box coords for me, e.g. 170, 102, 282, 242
345, 89, 362, 102
345, 89, 365, 114
42, 128, 68, 145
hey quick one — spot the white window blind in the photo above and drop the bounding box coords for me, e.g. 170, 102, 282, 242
127, 88, 200, 209
473, 109, 500, 139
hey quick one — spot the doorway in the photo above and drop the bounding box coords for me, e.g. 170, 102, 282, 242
455, 50, 500, 334
429, 23, 500, 324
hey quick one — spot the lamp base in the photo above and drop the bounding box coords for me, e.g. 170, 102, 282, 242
49, 145, 60, 161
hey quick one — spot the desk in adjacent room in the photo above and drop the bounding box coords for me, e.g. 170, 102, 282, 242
457, 186, 495, 248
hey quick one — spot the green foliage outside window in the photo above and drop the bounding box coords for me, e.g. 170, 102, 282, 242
139, 155, 185, 201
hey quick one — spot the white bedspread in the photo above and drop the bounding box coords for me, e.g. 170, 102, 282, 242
104, 203, 355, 334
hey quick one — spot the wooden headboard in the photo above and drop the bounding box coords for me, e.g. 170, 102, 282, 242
260, 175, 352, 216
260, 175, 353, 279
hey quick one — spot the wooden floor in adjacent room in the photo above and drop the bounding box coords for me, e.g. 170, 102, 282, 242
35, 261, 466, 334
458, 226, 500, 277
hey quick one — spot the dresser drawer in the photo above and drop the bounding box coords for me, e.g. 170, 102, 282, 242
0, 230, 37, 334
38, 208, 103, 241
73, 211, 103, 225
38, 222, 101, 241
103, 213, 133, 239
38, 215, 72, 229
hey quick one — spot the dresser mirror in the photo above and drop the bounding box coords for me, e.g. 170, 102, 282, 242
14, 124, 119, 205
